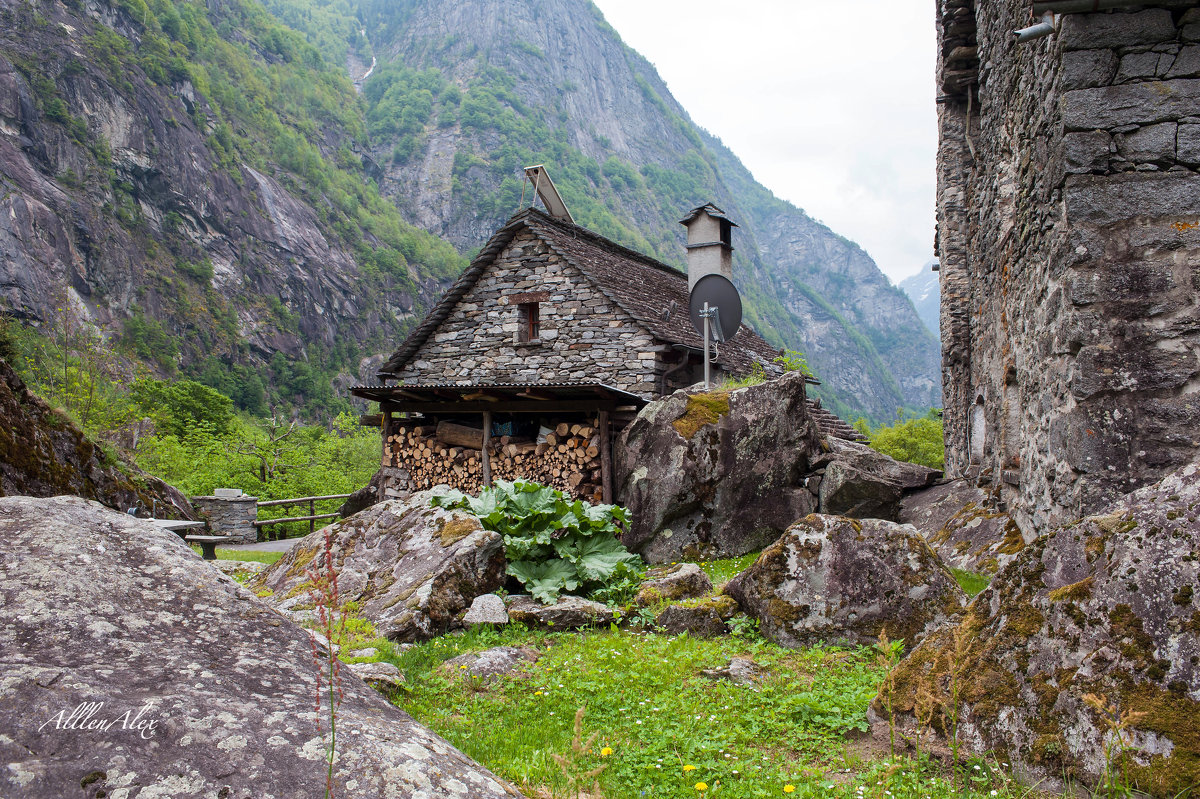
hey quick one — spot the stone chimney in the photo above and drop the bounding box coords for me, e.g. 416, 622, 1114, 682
679, 203, 737, 292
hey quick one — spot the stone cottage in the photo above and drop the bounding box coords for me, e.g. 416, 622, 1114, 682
936, 0, 1200, 531
353, 201, 863, 502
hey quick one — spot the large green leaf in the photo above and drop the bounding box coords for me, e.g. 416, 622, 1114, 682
507, 558, 579, 604
554, 532, 642, 583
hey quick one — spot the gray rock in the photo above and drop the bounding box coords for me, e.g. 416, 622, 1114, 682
1063, 79, 1200, 131
255, 491, 506, 642
616, 372, 825, 563
1065, 172, 1200, 225
634, 562, 713, 606
701, 657, 768, 686
1061, 49, 1119, 90
726, 514, 966, 649
1179, 123, 1200, 164
879, 459, 1200, 794
816, 437, 941, 490
1165, 44, 1200, 79
506, 595, 611, 629
345, 647, 379, 659
213, 559, 267, 577
338, 469, 383, 518
655, 596, 739, 638
899, 479, 1027, 574
347, 661, 406, 696
443, 646, 540, 681
1116, 122, 1178, 164
463, 593, 510, 625
0, 496, 522, 799
817, 460, 904, 520
1063, 130, 1113, 174
1060, 9, 1176, 50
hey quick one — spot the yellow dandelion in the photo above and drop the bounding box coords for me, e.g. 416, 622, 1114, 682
695, 783, 708, 792
683, 764, 697, 772
784, 786, 796, 794
534, 691, 543, 696
600, 747, 613, 757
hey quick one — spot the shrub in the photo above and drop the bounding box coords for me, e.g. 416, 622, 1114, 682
433, 480, 643, 605
865, 410, 945, 470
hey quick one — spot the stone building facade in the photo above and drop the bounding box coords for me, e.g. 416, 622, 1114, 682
378, 206, 783, 396
937, 1, 1200, 531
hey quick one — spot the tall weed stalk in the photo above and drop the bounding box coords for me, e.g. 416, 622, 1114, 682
306, 529, 346, 798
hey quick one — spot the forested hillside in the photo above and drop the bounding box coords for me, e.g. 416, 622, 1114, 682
0, 0, 938, 421
0, 0, 461, 416
264, 0, 940, 419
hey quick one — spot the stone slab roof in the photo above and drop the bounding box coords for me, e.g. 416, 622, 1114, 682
378, 207, 783, 379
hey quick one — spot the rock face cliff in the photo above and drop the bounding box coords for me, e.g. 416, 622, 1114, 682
350, 0, 942, 419
0, 0, 457, 404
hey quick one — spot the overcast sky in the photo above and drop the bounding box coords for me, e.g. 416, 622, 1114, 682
589, 0, 937, 286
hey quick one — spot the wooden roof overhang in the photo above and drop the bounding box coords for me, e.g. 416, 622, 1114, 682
349, 382, 647, 415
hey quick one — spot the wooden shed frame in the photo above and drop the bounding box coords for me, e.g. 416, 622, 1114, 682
350, 381, 647, 502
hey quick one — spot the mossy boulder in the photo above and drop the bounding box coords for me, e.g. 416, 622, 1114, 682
900, 478, 1027, 574
616, 371, 824, 563
0, 496, 521, 799
725, 514, 966, 649
634, 562, 713, 606
656, 595, 739, 637
255, 491, 505, 642
877, 460, 1200, 796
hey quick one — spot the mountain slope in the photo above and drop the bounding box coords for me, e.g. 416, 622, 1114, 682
0, 0, 462, 413
899, 265, 941, 340
346, 0, 941, 419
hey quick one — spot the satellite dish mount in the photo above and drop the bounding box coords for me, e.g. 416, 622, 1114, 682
688, 273, 742, 389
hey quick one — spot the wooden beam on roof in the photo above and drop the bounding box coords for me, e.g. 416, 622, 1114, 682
461, 391, 503, 402
384, 399, 627, 415
515, 387, 555, 401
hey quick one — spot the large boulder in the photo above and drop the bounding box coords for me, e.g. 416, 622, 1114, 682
256, 491, 505, 642
725, 514, 966, 649
0, 495, 522, 799
900, 478, 1028, 574
814, 438, 941, 521
878, 461, 1200, 795
616, 372, 824, 563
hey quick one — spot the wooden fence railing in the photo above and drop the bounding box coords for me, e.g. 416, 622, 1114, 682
253, 493, 353, 537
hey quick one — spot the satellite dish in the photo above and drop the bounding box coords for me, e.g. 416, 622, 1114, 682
688, 274, 742, 343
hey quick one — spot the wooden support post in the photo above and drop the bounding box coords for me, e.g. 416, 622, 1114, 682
481, 410, 493, 488
599, 409, 612, 504
309, 499, 315, 535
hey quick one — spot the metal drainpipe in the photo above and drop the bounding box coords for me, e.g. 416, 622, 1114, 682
1017, 1, 1160, 43
1015, 11, 1057, 42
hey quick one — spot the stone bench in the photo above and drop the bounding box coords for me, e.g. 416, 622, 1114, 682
186, 535, 234, 561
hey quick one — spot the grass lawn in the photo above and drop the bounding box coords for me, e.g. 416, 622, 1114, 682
360, 625, 1024, 799
189, 547, 286, 564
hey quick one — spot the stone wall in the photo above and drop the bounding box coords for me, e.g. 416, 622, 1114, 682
192, 495, 259, 544
389, 231, 709, 398
938, 2, 1200, 531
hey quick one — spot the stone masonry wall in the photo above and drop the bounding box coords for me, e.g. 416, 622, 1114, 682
938, 2, 1200, 532
390, 231, 681, 398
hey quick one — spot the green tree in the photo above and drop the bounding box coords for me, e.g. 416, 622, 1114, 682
865, 409, 945, 470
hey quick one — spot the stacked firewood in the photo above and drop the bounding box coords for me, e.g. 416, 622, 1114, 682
383, 419, 605, 502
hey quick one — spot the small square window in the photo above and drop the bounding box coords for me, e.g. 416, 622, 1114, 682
518, 302, 540, 343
